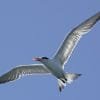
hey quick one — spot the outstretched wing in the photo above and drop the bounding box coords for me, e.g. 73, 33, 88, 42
0, 64, 50, 84
54, 12, 100, 66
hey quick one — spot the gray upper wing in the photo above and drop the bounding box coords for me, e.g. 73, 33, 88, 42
54, 12, 100, 66
0, 64, 50, 84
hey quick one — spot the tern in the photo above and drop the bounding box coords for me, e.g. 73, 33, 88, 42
0, 12, 100, 92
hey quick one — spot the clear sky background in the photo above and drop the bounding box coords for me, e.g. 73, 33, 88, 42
0, 0, 100, 100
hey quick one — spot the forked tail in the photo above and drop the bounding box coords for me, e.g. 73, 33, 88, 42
58, 73, 81, 92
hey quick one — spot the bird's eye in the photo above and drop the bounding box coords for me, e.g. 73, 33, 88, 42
42, 57, 49, 59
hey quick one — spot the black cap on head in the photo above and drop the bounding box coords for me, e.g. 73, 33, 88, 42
42, 57, 49, 59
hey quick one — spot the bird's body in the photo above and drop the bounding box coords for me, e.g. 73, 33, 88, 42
39, 58, 66, 81
0, 12, 100, 92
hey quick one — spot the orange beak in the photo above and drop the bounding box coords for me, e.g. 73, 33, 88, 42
32, 57, 42, 61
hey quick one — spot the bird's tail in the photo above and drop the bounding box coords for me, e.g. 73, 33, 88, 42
58, 73, 81, 92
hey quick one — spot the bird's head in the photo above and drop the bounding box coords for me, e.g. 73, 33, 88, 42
32, 56, 49, 62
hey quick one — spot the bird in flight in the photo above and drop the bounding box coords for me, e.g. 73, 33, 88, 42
0, 12, 100, 92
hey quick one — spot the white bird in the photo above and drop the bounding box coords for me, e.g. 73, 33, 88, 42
0, 12, 100, 92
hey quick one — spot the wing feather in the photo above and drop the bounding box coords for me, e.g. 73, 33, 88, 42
54, 12, 100, 66
0, 64, 50, 84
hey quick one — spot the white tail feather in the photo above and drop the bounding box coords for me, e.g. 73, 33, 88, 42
58, 73, 81, 92
65, 73, 81, 84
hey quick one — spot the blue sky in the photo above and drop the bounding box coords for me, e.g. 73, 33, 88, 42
0, 0, 100, 100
